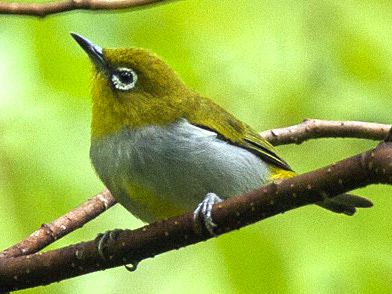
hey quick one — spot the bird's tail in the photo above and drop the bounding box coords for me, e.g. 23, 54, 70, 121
317, 193, 373, 215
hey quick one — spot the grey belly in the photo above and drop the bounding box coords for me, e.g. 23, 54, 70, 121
90, 119, 271, 218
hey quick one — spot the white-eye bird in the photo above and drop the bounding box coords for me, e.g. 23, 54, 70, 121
71, 33, 372, 237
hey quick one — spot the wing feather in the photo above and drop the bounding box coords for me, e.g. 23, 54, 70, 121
185, 96, 292, 171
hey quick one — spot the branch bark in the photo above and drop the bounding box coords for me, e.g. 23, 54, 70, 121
0, 0, 171, 17
260, 119, 391, 146
0, 190, 115, 259
1, 119, 389, 261
1, 138, 391, 291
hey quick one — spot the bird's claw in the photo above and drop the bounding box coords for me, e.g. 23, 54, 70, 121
193, 193, 223, 235
96, 229, 124, 260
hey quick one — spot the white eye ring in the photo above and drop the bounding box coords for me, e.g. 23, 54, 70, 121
111, 67, 138, 91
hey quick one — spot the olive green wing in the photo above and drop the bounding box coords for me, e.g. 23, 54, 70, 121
241, 127, 292, 170
186, 96, 292, 171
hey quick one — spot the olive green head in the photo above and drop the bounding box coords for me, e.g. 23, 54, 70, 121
71, 33, 193, 139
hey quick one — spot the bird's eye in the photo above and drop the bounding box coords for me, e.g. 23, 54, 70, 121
111, 67, 138, 91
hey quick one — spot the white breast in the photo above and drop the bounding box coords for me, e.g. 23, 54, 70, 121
90, 119, 271, 219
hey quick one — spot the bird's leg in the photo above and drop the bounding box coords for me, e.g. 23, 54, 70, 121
96, 229, 124, 260
193, 193, 223, 235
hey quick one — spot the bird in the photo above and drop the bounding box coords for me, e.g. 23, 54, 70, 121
71, 33, 372, 240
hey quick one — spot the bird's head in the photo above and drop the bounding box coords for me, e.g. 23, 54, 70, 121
71, 33, 193, 139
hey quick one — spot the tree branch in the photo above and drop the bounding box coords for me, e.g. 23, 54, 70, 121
0, 0, 172, 17
0, 190, 115, 259
1, 119, 389, 261
260, 119, 391, 146
1, 138, 391, 291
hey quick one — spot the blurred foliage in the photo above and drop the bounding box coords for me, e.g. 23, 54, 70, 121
1, 0, 392, 293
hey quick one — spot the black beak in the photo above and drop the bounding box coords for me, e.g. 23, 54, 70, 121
70, 33, 106, 68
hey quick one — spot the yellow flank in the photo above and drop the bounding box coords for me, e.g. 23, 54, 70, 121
125, 182, 185, 222
122, 166, 295, 221
268, 166, 296, 180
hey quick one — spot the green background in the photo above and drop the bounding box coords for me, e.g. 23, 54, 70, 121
1, 0, 392, 293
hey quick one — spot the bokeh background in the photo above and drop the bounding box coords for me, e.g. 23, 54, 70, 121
1, 0, 392, 293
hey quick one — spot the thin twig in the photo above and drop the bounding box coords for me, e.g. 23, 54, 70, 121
0, 190, 116, 259
0, 140, 391, 291
0, 0, 170, 17
260, 119, 391, 146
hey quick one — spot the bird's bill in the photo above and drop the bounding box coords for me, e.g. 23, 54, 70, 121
70, 33, 106, 69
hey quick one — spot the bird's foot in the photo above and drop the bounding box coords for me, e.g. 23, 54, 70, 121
193, 193, 223, 235
96, 229, 124, 260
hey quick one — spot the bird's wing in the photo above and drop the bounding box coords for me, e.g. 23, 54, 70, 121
186, 96, 292, 171
241, 128, 292, 170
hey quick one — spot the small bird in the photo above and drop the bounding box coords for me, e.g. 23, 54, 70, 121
71, 33, 372, 237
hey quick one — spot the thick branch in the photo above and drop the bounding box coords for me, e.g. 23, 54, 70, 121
1, 141, 391, 291
0, 190, 115, 259
1, 119, 389, 261
0, 0, 170, 17
260, 119, 390, 146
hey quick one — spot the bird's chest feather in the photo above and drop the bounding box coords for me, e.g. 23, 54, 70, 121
90, 119, 271, 222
